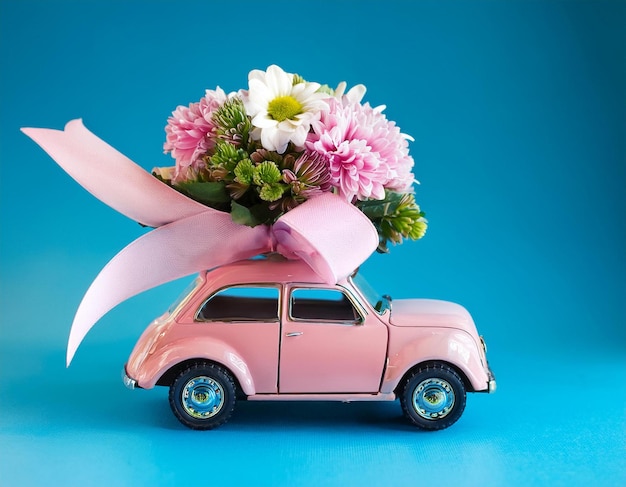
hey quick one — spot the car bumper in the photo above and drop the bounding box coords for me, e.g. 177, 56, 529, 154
486, 368, 497, 393
479, 335, 496, 393
122, 367, 137, 390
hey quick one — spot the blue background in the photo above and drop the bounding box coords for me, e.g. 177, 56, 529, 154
1, 1, 625, 485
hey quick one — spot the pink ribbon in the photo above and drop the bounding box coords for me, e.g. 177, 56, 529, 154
21, 120, 378, 365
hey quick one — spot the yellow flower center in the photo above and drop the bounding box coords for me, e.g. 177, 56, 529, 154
267, 96, 303, 122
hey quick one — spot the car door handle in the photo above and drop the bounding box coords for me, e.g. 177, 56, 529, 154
286, 332, 303, 337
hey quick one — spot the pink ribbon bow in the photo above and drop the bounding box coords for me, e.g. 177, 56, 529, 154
22, 120, 378, 365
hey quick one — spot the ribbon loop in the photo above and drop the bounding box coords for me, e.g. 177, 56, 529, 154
273, 193, 378, 284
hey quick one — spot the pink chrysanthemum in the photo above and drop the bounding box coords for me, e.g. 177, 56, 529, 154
306, 96, 415, 201
163, 87, 227, 182
375, 122, 415, 193
283, 152, 333, 199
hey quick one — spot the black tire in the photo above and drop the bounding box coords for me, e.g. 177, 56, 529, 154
169, 362, 236, 430
400, 363, 466, 431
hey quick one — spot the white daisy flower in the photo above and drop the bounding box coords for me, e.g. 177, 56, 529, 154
243, 65, 329, 154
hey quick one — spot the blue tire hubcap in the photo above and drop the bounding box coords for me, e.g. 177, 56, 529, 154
181, 376, 225, 419
412, 378, 455, 420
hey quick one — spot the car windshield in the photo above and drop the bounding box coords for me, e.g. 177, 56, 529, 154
350, 273, 391, 315
167, 276, 203, 315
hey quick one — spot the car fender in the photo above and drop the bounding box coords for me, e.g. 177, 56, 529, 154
381, 328, 489, 394
133, 336, 256, 394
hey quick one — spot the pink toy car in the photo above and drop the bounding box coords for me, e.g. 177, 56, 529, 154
123, 256, 496, 430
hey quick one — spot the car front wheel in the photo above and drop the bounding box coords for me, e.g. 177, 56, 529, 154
400, 363, 466, 431
169, 362, 236, 430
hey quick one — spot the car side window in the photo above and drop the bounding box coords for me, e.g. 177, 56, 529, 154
197, 286, 280, 322
290, 288, 362, 323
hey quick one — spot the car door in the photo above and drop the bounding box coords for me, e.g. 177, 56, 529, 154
195, 284, 281, 394
279, 285, 388, 393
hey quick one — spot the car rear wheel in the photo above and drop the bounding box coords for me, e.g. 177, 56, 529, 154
169, 362, 236, 430
400, 363, 466, 430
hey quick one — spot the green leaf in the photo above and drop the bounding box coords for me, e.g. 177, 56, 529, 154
357, 191, 404, 219
231, 201, 263, 227
176, 181, 230, 204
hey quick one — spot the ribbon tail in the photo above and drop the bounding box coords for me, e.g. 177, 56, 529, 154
21, 119, 207, 227
66, 211, 270, 365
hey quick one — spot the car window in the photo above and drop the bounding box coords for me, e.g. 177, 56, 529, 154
350, 273, 390, 314
197, 286, 280, 322
168, 276, 203, 315
289, 288, 362, 323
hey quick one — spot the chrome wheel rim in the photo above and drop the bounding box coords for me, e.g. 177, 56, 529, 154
412, 378, 455, 420
181, 376, 225, 419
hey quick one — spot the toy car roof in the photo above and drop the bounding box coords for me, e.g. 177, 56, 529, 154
202, 254, 334, 286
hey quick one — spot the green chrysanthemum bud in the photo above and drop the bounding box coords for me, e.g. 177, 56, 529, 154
380, 193, 427, 248
253, 161, 282, 185
357, 191, 427, 252
234, 159, 254, 185
408, 219, 428, 240
317, 84, 335, 95
210, 142, 249, 174
292, 73, 306, 85
259, 182, 287, 202
212, 97, 252, 149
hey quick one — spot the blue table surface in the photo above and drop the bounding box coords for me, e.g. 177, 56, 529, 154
1, 339, 625, 486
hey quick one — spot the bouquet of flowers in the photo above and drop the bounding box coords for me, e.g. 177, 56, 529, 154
154, 65, 426, 252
